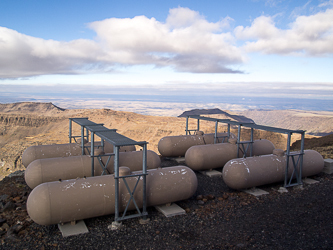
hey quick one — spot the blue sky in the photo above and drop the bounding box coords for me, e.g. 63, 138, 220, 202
0, 0, 333, 107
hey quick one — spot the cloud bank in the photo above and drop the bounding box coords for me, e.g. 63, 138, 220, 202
235, 8, 333, 56
0, 5, 332, 79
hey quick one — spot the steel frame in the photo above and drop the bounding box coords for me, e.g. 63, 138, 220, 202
185, 115, 305, 187
185, 115, 231, 143
69, 118, 148, 222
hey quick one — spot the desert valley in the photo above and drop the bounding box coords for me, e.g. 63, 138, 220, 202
0, 102, 333, 249
1, 102, 332, 178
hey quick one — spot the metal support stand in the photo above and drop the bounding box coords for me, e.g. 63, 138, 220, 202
185, 116, 199, 135
113, 143, 148, 222
185, 115, 231, 143
69, 118, 149, 223
213, 121, 228, 144
185, 115, 306, 188
69, 118, 106, 155
284, 132, 304, 187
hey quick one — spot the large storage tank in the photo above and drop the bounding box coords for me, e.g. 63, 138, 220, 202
185, 139, 275, 171
25, 150, 161, 189
22, 142, 135, 167
222, 149, 324, 190
158, 132, 235, 157
27, 166, 198, 225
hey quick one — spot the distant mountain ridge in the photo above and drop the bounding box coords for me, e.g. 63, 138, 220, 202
0, 102, 65, 114
178, 108, 255, 124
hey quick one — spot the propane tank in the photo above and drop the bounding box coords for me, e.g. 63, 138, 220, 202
222, 149, 324, 190
22, 141, 135, 167
25, 150, 161, 189
27, 166, 197, 225
185, 139, 275, 171
158, 132, 235, 157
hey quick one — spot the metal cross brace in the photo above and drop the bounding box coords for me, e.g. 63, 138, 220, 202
115, 173, 148, 221
237, 141, 254, 158
285, 153, 303, 187
96, 153, 114, 175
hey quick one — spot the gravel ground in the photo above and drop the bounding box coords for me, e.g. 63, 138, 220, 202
1, 159, 333, 250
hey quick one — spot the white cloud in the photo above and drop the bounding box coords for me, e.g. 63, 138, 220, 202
1, 6, 332, 79
318, 0, 333, 8
89, 7, 243, 73
0, 7, 244, 79
235, 8, 333, 56
0, 27, 106, 78
289, 0, 312, 19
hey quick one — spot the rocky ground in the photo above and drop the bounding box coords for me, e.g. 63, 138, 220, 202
1, 159, 333, 249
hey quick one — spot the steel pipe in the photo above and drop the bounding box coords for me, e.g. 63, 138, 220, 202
27, 166, 197, 225
222, 149, 324, 190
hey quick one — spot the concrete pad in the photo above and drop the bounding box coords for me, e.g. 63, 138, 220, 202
243, 188, 269, 197
303, 178, 319, 184
324, 158, 333, 166
107, 221, 123, 231
58, 220, 88, 237
277, 187, 288, 193
174, 157, 185, 164
199, 170, 223, 177
323, 159, 333, 174
322, 167, 333, 174
155, 203, 185, 217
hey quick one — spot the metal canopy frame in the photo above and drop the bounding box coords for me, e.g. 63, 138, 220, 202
185, 115, 232, 143
69, 118, 148, 222
69, 118, 108, 155
185, 115, 305, 187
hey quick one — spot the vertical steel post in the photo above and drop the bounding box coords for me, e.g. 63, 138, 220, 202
91, 132, 95, 177
81, 126, 85, 155
142, 143, 147, 220
84, 128, 87, 142
299, 131, 305, 185
69, 119, 72, 143
227, 124, 231, 139
285, 132, 291, 187
197, 119, 200, 132
101, 139, 105, 152
250, 128, 254, 157
185, 116, 189, 135
237, 124, 241, 158
114, 145, 120, 222
214, 121, 218, 144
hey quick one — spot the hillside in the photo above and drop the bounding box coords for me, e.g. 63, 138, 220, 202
291, 133, 333, 159
0, 102, 65, 115
1, 102, 333, 179
239, 109, 333, 136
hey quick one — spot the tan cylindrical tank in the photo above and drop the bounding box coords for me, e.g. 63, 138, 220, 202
222, 149, 324, 190
158, 132, 235, 157
27, 166, 197, 225
22, 142, 136, 167
185, 139, 275, 171
25, 150, 161, 189
250, 139, 275, 156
